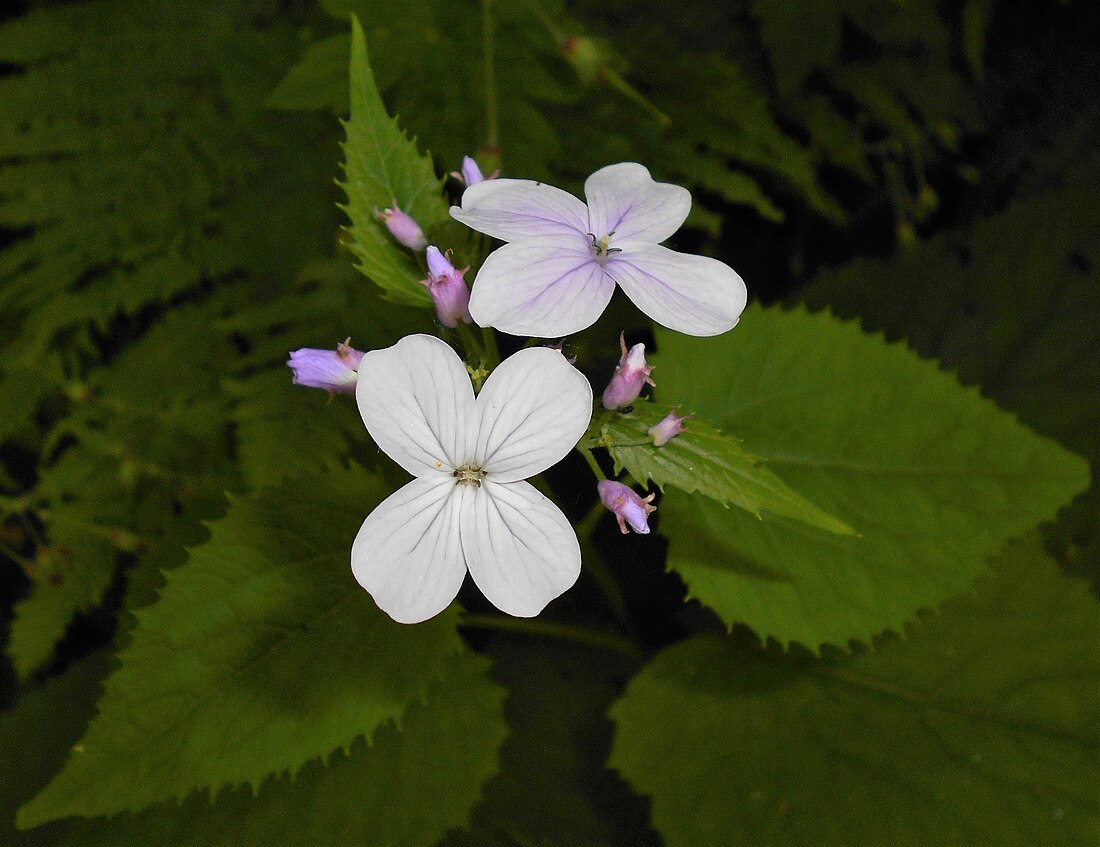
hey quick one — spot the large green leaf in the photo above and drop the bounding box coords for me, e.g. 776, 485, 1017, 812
591, 399, 852, 535
339, 14, 446, 306
610, 536, 1100, 846
654, 305, 1088, 650
16, 655, 505, 847
805, 174, 1100, 586
18, 467, 463, 825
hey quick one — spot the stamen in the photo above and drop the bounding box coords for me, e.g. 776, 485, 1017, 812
453, 463, 487, 488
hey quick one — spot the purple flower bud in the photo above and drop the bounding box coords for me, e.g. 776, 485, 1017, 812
648, 409, 690, 446
450, 155, 499, 187
374, 201, 427, 251
287, 338, 365, 394
422, 246, 473, 328
601, 332, 655, 410
597, 480, 656, 535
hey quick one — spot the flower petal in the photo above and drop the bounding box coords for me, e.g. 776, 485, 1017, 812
584, 162, 691, 244
605, 242, 748, 336
461, 479, 581, 617
468, 237, 615, 337
351, 476, 469, 624
356, 334, 476, 476
450, 178, 589, 241
474, 346, 593, 482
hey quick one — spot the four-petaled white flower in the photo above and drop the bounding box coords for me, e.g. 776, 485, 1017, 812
353, 334, 593, 623
451, 162, 748, 338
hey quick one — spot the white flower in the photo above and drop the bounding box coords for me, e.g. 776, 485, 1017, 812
451, 162, 748, 338
352, 334, 593, 623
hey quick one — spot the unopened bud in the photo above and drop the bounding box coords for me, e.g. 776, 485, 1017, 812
374, 201, 427, 250
602, 332, 655, 410
287, 338, 365, 394
597, 480, 656, 535
422, 246, 473, 328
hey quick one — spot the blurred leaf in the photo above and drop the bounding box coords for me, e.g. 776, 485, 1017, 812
610, 535, 1100, 845
592, 399, 852, 535
753, 0, 842, 94
7, 308, 238, 677
267, 33, 351, 113
654, 305, 1088, 650
19, 467, 463, 825
0, 652, 110, 846
339, 14, 445, 306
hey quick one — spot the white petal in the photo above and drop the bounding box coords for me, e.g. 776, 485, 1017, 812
468, 236, 615, 338
584, 162, 691, 244
474, 346, 593, 482
351, 476, 469, 624
461, 479, 581, 617
605, 242, 748, 336
356, 334, 476, 476
450, 178, 589, 242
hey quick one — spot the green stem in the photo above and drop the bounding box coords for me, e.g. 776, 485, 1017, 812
456, 322, 484, 362
480, 325, 500, 368
482, 0, 500, 148
459, 613, 642, 659
579, 446, 606, 481
600, 67, 671, 127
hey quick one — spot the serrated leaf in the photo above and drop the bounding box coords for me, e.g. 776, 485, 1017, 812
610, 536, 1100, 846
654, 305, 1089, 650
805, 170, 1100, 586
24, 654, 506, 847
339, 14, 446, 306
594, 399, 852, 535
18, 466, 463, 826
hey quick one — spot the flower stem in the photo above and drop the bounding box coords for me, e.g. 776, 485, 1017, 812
459, 613, 642, 660
456, 322, 484, 362
482, 0, 500, 149
480, 325, 500, 368
579, 446, 606, 481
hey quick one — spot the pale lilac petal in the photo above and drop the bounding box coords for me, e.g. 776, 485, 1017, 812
450, 178, 589, 242
584, 162, 691, 244
605, 242, 748, 336
356, 334, 476, 476
468, 237, 615, 338
461, 479, 581, 617
351, 476, 469, 624
474, 346, 592, 482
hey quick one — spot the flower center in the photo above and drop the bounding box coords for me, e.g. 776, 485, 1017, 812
588, 231, 621, 265
453, 463, 487, 488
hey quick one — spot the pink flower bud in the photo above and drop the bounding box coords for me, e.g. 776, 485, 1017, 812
422, 246, 472, 328
597, 480, 656, 535
601, 332, 655, 410
374, 201, 427, 250
287, 338, 365, 394
648, 409, 690, 446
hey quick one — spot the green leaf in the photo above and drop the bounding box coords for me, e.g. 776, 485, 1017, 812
804, 167, 1100, 586
654, 305, 1089, 650
27, 654, 505, 847
266, 33, 350, 113
0, 652, 110, 846
610, 535, 1100, 846
594, 399, 852, 535
442, 638, 658, 847
339, 14, 446, 306
18, 466, 464, 826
